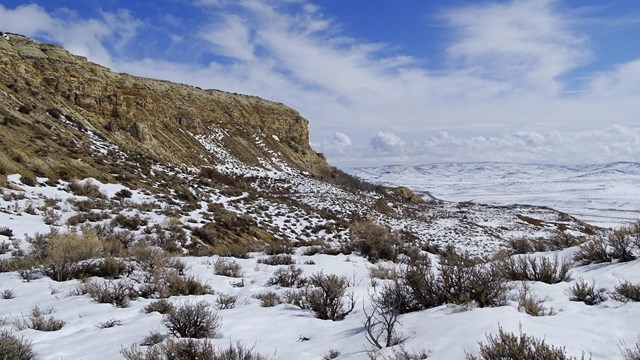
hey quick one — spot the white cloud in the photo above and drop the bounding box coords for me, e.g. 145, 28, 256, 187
370, 131, 406, 154
2, 1, 640, 168
335, 126, 640, 166
0, 4, 55, 36
200, 14, 256, 61
442, 0, 590, 94
587, 59, 640, 97
0, 5, 141, 66
311, 132, 353, 157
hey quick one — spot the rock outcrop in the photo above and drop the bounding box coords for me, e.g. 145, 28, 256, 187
0, 33, 326, 180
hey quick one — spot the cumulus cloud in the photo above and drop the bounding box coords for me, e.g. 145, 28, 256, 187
311, 132, 353, 156
370, 131, 406, 154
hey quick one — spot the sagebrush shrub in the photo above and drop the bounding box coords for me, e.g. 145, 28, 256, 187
121, 339, 267, 360
253, 291, 281, 307
90, 256, 131, 279
495, 255, 571, 284
569, 278, 606, 306
516, 282, 554, 316
131, 244, 167, 282
349, 221, 403, 263
290, 272, 355, 321
467, 326, 585, 360
620, 336, 640, 360
68, 179, 106, 199
439, 251, 507, 307
369, 263, 397, 280
610, 281, 640, 302
2, 289, 15, 299
0, 329, 36, 360
161, 272, 212, 298
15, 306, 65, 332
366, 346, 429, 360
83, 280, 138, 308
35, 229, 104, 281
608, 231, 636, 262
214, 258, 244, 278
257, 254, 295, 266
0, 226, 13, 237
42, 208, 62, 226
144, 299, 175, 314
266, 265, 306, 288
573, 237, 611, 265
363, 290, 407, 350
216, 293, 237, 310
163, 301, 221, 338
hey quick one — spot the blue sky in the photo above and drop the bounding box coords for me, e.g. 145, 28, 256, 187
2, 0, 640, 167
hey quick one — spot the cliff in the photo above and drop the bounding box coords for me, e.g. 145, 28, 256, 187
0, 33, 326, 181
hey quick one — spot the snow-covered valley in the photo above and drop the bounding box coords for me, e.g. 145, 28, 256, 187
349, 162, 640, 229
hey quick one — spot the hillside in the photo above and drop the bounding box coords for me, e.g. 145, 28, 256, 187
2, 33, 639, 360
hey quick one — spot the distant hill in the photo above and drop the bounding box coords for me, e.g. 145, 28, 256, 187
349, 162, 640, 228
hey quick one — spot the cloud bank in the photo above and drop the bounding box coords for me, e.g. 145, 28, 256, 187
1, 1, 639, 167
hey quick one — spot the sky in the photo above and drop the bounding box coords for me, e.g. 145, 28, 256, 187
1, 0, 640, 167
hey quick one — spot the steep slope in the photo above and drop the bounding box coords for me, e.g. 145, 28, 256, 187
0, 33, 326, 182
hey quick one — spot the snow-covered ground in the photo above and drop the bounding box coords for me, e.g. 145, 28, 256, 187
349, 162, 640, 229
1, 163, 640, 359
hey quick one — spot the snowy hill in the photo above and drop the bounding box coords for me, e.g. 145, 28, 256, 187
349, 162, 640, 228
1, 33, 640, 360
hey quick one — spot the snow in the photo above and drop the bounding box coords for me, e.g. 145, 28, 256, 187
2, 162, 640, 359
349, 162, 640, 228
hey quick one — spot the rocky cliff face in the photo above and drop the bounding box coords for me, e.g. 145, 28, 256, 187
0, 33, 326, 180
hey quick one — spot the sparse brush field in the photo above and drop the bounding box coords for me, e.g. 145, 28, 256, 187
1, 166, 640, 360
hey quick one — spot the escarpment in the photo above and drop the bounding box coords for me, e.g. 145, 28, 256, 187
0, 33, 327, 181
